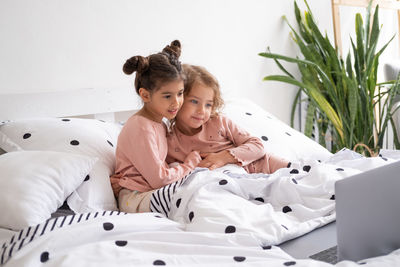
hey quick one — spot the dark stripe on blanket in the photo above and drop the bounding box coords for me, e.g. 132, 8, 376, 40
0, 211, 125, 266
149, 169, 199, 217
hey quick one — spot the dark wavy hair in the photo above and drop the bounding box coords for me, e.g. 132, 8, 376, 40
123, 40, 184, 94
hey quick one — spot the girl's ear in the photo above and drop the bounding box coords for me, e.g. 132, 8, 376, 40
138, 88, 151, 102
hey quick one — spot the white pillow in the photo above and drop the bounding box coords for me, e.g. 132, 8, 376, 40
222, 98, 332, 162
0, 150, 97, 230
0, 118, 122, 213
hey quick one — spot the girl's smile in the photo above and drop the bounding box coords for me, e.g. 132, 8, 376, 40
175, 82, 214, 136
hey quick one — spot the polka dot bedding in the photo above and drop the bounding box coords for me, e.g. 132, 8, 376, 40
149, 149, 398, 247
2, 208, 400, 266
222, 98, 333, 163
1, 99, 400, 266
0, 118, 122, 213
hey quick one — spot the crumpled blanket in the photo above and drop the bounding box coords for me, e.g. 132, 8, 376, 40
150, 148, 398, 245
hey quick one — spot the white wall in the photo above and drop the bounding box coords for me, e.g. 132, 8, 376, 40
0, 0, 333, 124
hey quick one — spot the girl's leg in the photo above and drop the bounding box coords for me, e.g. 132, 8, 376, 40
118, 189, 155, 213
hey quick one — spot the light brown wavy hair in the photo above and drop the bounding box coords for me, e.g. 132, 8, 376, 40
182, 64, 224, 117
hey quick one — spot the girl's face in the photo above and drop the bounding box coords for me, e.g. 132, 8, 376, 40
175, 82, 214, 135
143, 79, 184, 122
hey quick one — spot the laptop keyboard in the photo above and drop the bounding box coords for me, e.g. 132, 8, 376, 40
309, 246, 338, 264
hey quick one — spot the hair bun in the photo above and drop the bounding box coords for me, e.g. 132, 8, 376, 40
162, 40, 182, 59
171, 40, 181, 49
122, 56, 149, 75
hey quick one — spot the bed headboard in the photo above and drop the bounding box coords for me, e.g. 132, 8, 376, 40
0, 87, 140, 122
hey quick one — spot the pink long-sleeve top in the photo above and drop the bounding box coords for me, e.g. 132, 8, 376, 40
167, 115, 266, 168
110, 115, 201, 196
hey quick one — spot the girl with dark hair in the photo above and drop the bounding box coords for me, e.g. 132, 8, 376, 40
167, 64, 289, 174
110, 41, 201, 213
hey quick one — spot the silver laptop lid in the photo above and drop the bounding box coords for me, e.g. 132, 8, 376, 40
335, 160, 400, 262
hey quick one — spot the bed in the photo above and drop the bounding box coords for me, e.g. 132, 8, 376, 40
1, 88, 400, 267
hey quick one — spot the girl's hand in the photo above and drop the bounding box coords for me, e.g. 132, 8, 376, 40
198, 150, 238, 170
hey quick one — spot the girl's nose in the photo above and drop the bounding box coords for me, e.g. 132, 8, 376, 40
197, 105, 205, 114
172, 95, 180, 105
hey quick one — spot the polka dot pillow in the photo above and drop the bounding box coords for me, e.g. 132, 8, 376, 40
0, 118, 122, 213
222, 98, 332, 162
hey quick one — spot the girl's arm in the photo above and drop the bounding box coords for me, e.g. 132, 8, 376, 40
221, 116, 266, 166
127, 127, 201, 189
198, 116, 265, 170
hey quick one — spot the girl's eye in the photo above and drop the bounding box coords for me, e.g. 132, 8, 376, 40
190, 99, 198, 104
178, 92, 183, 96
164, 95, 171, 99
206, 103, 213, 108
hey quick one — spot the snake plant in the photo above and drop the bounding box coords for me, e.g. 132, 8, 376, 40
259, 0, 400, 155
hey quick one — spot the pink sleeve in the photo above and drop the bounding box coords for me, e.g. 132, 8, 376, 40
221, 116, 266, 166
124, 126, 201, 189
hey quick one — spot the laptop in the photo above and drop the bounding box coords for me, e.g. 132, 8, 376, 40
335, 159, 400, 262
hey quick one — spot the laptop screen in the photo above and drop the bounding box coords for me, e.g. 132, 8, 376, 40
335, 160, 400, 262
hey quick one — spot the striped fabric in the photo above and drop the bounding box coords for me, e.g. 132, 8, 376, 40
149, 169, 201, 217
1, 211, 126, 266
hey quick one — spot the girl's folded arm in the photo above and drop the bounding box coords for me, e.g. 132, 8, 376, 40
222, 116, 265, 166
128, 130, 201, 189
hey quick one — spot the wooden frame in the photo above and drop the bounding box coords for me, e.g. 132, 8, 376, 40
331, 0, 400, 55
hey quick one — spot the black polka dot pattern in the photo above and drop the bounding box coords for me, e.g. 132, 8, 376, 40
23, 133, 31, 139
261, 136, 268, 141
303, 165, 311, 172
189, 211, 194, 222
281, 224, 288, 230
115, 240, 127, 247
287, 162, 291, 168
176, 198, 182, 208
61, 119, 70, 122
291, 178, 298, 184
153, 260, 166, 265
84, 175, 90, 181
282, 206, 292, 213
103, 222, 114, 231
107, 140, 113, 147
225, 225, 236, 233
245, 112, 252, 116
254, 197, 264, 203
233, 256, 246, 262
40, 251, 49, 262
336, 168, 344, 171
219, 179, 228, 185
284, 261, 296, 266
262, 245, 272, 250
289, 169, 299, 174
70, 140, 80, 146
285, 132, 291, 136
330, 195, 335, 200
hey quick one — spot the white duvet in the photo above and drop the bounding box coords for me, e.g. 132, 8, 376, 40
2, 149, 400, 266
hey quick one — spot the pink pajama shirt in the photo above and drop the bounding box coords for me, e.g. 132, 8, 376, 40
167, 115, 288, 174
110, 115, 201, 196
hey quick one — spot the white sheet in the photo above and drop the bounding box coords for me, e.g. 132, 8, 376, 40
3, 149, 400, 266
152, 149, 395, 246
2, 211, 400, 266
